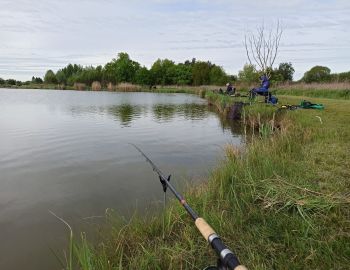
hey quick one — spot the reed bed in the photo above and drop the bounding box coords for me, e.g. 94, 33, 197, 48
115, 83, 142, 92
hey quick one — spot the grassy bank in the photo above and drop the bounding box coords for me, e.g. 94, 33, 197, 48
63, 91, 350, 270
274, 82, 350, 100
275, 88, 350, 100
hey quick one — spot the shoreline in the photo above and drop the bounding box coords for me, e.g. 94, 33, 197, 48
1, 83, 349, 100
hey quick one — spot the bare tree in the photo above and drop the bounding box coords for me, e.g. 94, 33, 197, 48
244, 21, 283, 78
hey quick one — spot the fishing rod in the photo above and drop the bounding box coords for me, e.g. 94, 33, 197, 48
131, 144, 247, 270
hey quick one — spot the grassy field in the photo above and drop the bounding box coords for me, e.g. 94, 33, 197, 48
275, 88, 350, 100
273, 82, 350, 100
62, 93, 350, 270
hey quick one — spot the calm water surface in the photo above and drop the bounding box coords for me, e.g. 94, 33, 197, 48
0, 89, 242, 269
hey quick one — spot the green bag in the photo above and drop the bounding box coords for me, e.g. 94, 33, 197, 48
300, 100, 324, 110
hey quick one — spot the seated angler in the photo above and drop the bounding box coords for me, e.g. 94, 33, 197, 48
249, 75, 270, 102
226, 82, 236, 95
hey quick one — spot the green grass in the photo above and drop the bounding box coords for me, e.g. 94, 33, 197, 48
275, 88, 350, 100
269, 82, 350, 100
60, 92, 350, 270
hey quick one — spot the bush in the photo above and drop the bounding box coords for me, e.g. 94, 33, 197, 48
6, 79, 16, 85
302, 66, 331, 83
74, 83, 86, 90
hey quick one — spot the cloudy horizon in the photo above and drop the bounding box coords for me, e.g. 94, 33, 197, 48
1, 0, 349, 81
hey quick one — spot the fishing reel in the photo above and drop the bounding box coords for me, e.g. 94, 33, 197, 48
203, 259, 232, 270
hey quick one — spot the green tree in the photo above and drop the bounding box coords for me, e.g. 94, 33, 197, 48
302, 66, 331, 83
103, 52, 141, 84
277, 62, 295, 81
238, 64, 259, 84
0, 78, 5, 85
116, 52, 140, 83
56, 70, 66, 84
67, 74, 79, 86
75, 66, 103, 85
269, 72, 284, 84
103, 61, 117, 84
44, 70, 57, 84
209, 65, 228, 85
267, 63, 295, 84
330, 73, 339, 82
135, 67, 152, 85
173, 63, 192, 85
192, 61, 211, 86
55, 64, 83, 85
6, 79, 16, 85
32, 76, 43, 84
337, 71, 350, 82
150, 59, 176, 85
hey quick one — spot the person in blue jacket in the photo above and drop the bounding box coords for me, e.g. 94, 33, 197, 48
250, 75, 270, 100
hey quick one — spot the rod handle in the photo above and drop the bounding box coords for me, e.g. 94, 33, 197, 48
196, 218, 248, 270
195, 217, 216, 241
234, 266, 248, 270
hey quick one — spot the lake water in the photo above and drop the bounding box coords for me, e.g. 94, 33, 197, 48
0, 89, 242, 269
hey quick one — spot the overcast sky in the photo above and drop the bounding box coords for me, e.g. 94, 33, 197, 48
0, 0, 349, 80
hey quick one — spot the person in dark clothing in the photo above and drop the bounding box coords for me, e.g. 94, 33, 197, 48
226, 83, 236, 95
249, 75, 270, 101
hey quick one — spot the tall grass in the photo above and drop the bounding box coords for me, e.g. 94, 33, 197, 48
115, 83, 142, 92
274, 82, 350, 99
276, 82, 350, 91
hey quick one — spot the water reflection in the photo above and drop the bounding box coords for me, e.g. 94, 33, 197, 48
153, 104, 177, 121
179, 103, 208, 120
65, 104, 243, 141
69, 105, 105, 116
107, 104, 144, 126
152, 103, 208, 121
210, 107, 244, 135
69, 103, 210, 126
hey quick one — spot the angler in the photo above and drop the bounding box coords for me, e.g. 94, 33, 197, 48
131, 144, 247, 270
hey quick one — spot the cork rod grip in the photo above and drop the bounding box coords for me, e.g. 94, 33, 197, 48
234, 266, 248, 270
195, 217, 215, 241
195, 218, 248, 270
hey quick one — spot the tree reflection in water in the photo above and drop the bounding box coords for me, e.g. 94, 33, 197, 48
107, 104, 144, 127
152, 103, 208, 121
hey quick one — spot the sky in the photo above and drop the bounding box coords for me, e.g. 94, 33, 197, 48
0, 0, 349, 81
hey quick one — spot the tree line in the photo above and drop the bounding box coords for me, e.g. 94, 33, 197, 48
40, 53, 235, 87
0, 52, 349, 88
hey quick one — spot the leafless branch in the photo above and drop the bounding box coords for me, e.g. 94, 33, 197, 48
244, 21, 283, 78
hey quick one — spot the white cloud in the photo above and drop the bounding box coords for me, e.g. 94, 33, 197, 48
0, 0, 349, 80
